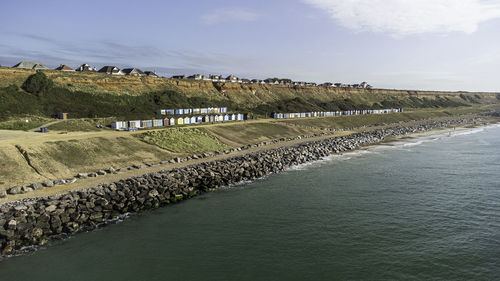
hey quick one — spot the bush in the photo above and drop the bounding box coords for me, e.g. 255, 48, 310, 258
22, 71, 53, 95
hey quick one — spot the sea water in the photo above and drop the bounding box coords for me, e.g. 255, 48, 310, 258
1, 125, 499, 280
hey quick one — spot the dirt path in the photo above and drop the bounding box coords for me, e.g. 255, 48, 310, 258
31, 120, 64, 132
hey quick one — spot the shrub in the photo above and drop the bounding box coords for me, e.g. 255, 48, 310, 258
22, 71, 53, 95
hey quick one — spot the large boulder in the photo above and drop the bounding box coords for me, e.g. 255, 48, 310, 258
0, 189, 7, 198
31, 183, 44, 190
7, 186, 21, 195
42, 180, 54, 187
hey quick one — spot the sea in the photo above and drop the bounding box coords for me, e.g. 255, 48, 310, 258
1, 124, 499, 281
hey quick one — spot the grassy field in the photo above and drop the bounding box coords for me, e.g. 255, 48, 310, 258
275, 106, 499, 129
0, 115, 52, 130
47, 118, 116, 132
203, 122, 323, 147
136, 128, 230, 153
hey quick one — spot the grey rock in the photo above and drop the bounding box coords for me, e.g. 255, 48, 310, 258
21, 186, 33, 192
97, 170, 106, 176
31, 183, 43, 190
107, 167, 116, 173
42, 180, 54, 187
7, 186, 21, 195
54, 179, 66, 185
77, 173, 88, 179
66, 178, 77, 184
0, 189, 7, 198
89, 173, 98, 177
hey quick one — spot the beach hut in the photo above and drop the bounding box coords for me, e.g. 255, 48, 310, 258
237, 114, 243, 121
229, 114, 236, 121
222, 115, 228, 122
111, 121, 125, 130
163, 118, 170, 126
156, 109, 166, 115
190, 116, 197, 124
129, 120, 141, 129
184, 117, 191, 124
176, 117, 184, 125
184, 109, 192, 115
220, 107, 228, 113
169, 118, 175, 126
141, 120, 153, 128
201, 108, 208, 114
153, 119, 163, 127
193, 108, 201, 114
57, 112, 68, 120
196, 116, 204, 123
166, 109, 175, 115
175, 109, 184, 115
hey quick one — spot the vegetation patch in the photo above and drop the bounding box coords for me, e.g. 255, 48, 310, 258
136, 128, 229, 153
47, 118, 115, 131
0, 115, 51, 130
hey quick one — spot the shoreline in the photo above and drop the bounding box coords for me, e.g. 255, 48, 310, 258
0, 116, 497, 258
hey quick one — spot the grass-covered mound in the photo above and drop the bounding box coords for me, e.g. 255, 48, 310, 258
136, 128, 230, 153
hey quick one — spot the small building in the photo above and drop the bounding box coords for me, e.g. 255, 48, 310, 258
226, 75, 238, 83
176, 117, 184, 125
190, 116, 197, 124
75, 64, 96, 72
121, 68, 145, 76
171, 75, 186, 79
156, 109, 166, 115
57, 112, 68, 120
183, 117, 191, 124
231, 114, 237, 121
201, 108, 208, 114
166, 109, 175, 115
175, 109, 184, 115
196, 116, 204, 123
153, 119, 163, 127
141, 120, 153, 128
144, 71, 158, 78
129, 120, 141, 129
111, 121, 127, 130
193, 108, 201, 114
203, 115, 210, 123
184, 108, 192, 114
55, 64, 75, 71
163, 118, 170, 126
188, 74, 204, 80
169, 118, 175, 125
12, 61, 50, 70
98, 66, 123, 75
223, 115, 229, 122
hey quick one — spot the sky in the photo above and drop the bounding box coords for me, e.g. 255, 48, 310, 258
1, 0, 500, 91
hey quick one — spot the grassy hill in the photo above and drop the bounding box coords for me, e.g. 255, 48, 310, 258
1, 67, 499, 122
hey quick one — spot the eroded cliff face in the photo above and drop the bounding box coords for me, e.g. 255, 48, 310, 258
1, 67, 498, 106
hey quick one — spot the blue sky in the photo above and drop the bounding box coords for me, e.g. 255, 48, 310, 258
1, 0, 500, 91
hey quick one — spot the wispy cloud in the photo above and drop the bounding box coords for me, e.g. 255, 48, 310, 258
201, 7, 260, 25
304, 0, 500, 36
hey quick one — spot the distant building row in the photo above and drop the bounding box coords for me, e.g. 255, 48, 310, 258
155, 107, 228, 115
172, 74, 372, 89
8, 61, 372, 88
271, 108, 403, 119
111, 113, 249, 130
11, 61, 158, 78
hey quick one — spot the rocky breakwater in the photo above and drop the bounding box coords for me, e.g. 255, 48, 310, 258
0, 117, 480, 257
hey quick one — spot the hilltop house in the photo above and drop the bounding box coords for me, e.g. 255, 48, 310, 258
188, 74, 204, 80
320, 82, 333, 87
144, 71, 158, 78
122, 68, 145, 76
12, 61, 50, 70
55, 64, 74, 71
76, 64, 96, 72
210, 74, 221, 81
171, 75, 186, 79
98, 66, 123, 75
226, 75, 238, 83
